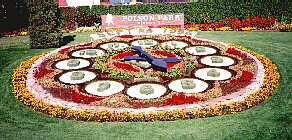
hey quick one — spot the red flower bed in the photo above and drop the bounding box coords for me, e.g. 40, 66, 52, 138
58, 43, 92, 54
164, 93, 200, 105
72, 90, 104, 104
151, 50, 177, 57
132, 93, 200, 108
223, 17, 242, 29
221, 70, 254, 95
231, 71, 254, 83
211, 21, 225, 28
117, 35, 134, 38
175, 36, 191, 39
58, 47, 71, 54
47, 88, 72, 101
167, 62, 179, 70
113, 61, 140, 72
132, 101, 164, 108
185, 16, 276, 30
34, 61, 54, 79
226, 48, 254, 64
226, 48, 248, 58
251, 16, 275, 29
112, 51, 136, 59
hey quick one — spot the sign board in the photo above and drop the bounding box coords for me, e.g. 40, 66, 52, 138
101, 13, 184, 31
59, 0, 100, 7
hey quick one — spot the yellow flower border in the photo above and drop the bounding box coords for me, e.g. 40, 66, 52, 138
11, 43, 280, 122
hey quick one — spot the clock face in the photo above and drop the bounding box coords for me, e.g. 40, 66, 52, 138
30, 35, 260, 110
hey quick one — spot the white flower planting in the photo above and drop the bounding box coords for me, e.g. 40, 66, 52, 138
127, 83, 167, 99
161, 41, 188, 49
59, 70, 96, 84
55, 59, 90, 70
100, 42, 130, 50
186, 46, 217, 55
200, 56, 235, 67
131, 39, 158, 48
71, 49, 105, 58
168, 78, 209, 94
85, 80, 125, 96
195, 68, 232, 80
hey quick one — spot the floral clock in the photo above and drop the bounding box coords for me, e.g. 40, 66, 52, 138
12, 34, 279, 122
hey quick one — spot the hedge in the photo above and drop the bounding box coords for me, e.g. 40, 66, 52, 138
60, 1, 291, 29
28, 0, 62, 49
1, 1, 291, 33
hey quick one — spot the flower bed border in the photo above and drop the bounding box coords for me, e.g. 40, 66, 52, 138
12, 40, 279, 122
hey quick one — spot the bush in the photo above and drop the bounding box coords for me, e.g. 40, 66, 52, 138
28, 0, 62, 49
3, 1, 291, 34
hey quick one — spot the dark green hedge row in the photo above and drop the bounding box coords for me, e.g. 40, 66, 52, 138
61, 1, 291, 29
28, 1, 62, 49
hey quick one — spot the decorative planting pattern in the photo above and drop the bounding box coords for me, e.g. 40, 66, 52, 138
11, 34, 279, 122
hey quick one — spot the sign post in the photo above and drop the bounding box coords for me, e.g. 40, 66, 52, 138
101, 13, 184, 32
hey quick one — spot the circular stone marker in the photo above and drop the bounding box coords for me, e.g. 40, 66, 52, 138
100, 42, 130, 50
131, 39, 158, 48
161, 41, 188, 49
200, 56, 235, 67
195, 68, 232, 80
71, 49, 105, 58
55, 59, 90, 70
186, 46, 217, 56
59, 70, 96, 84
85, 80, 125, 96
127, 83, 167, 99
168, 78, 209, 94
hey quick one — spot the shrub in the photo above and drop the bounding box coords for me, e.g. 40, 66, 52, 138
28, 0, 62, 49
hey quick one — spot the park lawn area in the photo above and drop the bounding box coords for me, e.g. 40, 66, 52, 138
0, 32, 291, 140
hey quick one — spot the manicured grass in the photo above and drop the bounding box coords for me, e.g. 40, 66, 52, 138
0, 32, 291, 140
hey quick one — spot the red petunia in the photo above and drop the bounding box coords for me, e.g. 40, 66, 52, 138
117, 35, 134, 38
112, 51, 136, 59
112, 61, 140, 72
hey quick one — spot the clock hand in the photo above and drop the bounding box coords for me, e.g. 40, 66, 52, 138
124, 56, 182, 63
124, 56, 146, 61
131, 46, 183, 62
132, 46, 155, 62
124, 46, 183, 72
161, 57, 183, 62
132, 46, 169, 72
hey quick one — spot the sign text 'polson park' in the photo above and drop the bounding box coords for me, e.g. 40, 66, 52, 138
101, 13, 184, 31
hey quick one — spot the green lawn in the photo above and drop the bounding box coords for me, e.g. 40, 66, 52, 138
0, 32, 291, 140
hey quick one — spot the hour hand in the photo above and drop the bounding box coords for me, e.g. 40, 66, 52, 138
124, 56, 146, 61
124, 56, 182, 63
160, 57, 183, 62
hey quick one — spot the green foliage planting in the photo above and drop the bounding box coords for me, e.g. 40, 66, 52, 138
28, 0, 62, 49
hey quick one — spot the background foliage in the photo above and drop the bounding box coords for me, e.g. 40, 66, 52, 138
1, 1, 291, 33
28, 0, 62, 49
60, 1, 291, 29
